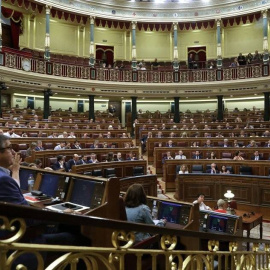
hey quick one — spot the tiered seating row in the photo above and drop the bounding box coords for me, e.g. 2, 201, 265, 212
163, 159, 270, 191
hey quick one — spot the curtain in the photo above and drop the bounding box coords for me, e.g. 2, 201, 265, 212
1, 7, 23, 49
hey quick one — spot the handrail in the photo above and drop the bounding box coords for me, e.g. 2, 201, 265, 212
2, 48, 268, 83
0, 201, 267, 244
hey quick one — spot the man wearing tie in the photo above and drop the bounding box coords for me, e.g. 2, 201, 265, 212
35, 140, 44, 151
192, 150, 202, 159
251, 150, 262, 161
175, 150, 187, 160
206, 163, 218, 174
264, 140, 270, 148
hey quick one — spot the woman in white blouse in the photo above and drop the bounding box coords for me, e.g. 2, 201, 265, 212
179, 164, 189, 174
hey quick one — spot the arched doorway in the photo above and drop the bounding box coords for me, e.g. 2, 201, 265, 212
95, 45, 114, 67
188, 46, 207, 69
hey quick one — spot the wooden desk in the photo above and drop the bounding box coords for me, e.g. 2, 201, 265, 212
235, 210, 263, 250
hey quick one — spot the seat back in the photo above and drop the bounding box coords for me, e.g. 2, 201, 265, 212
191, 164, 203, 173
133, 167, 144, 176
47, 157, 57, 168
222, 152, 232, 159
176, 165, 181, 175
104, 168, 116, 178
18, 144, 28, 150
239, 166, 252, 175
226, 166, 234, 174
43, 143, 54, 150
92, 169, 103, 177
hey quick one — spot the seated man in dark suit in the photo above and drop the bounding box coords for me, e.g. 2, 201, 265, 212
35, 140, 44, 151
166, 140, 175, 148
72, 140, 82, 149
222, 139, 231, 147
115, 152, 123, 161
251, 150, 263, 160
265, 140, 270, 147
192, 150, 202, 159
77, 155, 90, 164
66, 154, 80, 171
206, 163, 219, 174
204, 139, 213, 147
52, 155, 66, 171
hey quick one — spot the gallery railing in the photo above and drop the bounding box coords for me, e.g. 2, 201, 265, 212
1, 202, 270, 270
1, 48, 269, 83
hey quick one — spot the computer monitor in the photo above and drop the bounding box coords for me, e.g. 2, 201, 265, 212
69, 178, 105, 208
157, 201, 182, 224
208, 214, 228, 233
19, 169, 37, 191
39, 173, 68, 198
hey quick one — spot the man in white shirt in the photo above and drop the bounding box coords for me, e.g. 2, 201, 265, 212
175, 150, 187, 160
3, 128, 21, 138
193, 194, 212, 211
54, 142, 66, 150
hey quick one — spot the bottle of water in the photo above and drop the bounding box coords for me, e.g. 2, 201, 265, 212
152, 200, 158, 219
203, 214, 208, 232
28, 174, 34, 192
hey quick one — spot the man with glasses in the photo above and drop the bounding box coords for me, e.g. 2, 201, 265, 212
0, 135, 26, 204
0, 135, 91, 269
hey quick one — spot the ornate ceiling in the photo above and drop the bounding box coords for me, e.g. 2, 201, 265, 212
35, 0, 270, 22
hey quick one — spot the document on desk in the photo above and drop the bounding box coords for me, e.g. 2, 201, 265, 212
46, 202, 89, 212
153, 219, 160, 225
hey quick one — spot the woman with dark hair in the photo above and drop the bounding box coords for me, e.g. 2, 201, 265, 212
124, 184, 165, 242
233, 151, 244, 160
220, 165, 230, 174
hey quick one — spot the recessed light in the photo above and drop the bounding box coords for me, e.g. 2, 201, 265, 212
77, 95, 80, 96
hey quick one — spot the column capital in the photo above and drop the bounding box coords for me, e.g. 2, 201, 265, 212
45, 5, 51, 14
215, 18, 221, 27
132, 21, 137, 30
262, 10, 268, 18
173, 22, 178, 30
90, 16, 95, 24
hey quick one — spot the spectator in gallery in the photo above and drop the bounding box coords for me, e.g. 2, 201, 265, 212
237, 53, 246, 65
230, 57, 239, 67
214, 199, 227, 213
151, 58, 160, 70
253, 50, 261, 61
